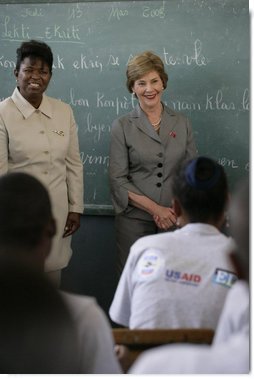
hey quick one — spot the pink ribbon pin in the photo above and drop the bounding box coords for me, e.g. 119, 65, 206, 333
169, 131, 176, 138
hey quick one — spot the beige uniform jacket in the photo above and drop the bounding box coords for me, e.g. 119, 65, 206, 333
0, 88, 84, 271
109, 103, 197, 220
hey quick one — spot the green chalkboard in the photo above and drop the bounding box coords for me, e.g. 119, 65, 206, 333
0, 0, 249, 214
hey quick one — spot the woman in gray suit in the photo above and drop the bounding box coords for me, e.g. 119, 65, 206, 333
109, 51, 197, 277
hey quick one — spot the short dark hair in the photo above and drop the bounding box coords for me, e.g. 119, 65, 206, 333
16, 40, 53, 72
172, 156, 228, 223
0, 172, 53, 251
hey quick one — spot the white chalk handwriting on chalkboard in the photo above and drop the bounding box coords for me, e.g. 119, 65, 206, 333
108, 5, 129, 21
143, 1, 166, 18
70, 88, 249, 115
108, 1, 166, 21
84, 113, 111, 143
69, 88, 89, 108
2, 16, 30, 40
80, 152, 109, 167
21, 7, 44, 18
0, 56, 15, 68
163, 40, 208, 66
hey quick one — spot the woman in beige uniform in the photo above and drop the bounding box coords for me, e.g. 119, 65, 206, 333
0, 40, 84, 286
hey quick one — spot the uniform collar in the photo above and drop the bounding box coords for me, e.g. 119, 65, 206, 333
180, 223, 222, 235
129, 102, 176, 119
11, 87, 52, 119
129, 103, 178, 143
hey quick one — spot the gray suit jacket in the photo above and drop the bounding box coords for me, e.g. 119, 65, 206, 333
109, 103, 197, 220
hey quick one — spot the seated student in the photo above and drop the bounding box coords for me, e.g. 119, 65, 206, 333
0, 172, 122, 374
129, 178, 249, 374
0, 256, 80, 374
212, 281, 249, 345
212, 178, 249, 345
109, 156, 237, 329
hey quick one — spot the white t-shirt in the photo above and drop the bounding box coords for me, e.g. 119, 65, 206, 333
62, 292, 122, 374
129, 332, 249, 374
109, 223, 236, 329
213, 280, 249, 344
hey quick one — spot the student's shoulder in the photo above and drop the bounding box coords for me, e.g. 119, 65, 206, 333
219, 234, 235, 252
60, 291, 100, 318
227, 280, 249, 301
131, 231, 176, 253
128, 232, 175, 268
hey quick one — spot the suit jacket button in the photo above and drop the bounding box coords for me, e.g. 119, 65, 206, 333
157, 163, 163, 168
156, 183, 162, 187
157, 172, 163, 178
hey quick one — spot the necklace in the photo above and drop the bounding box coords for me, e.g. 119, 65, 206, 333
151, 118, 162, 133
150, 104, 163, 129
153, 125, 160, 132
151, 118, 161, 128
152, 119, 161, 133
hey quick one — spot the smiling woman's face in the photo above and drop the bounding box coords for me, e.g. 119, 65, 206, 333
14, 56, 52, 108
132, 70, 164, 111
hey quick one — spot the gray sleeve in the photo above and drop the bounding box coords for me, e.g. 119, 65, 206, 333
109, 118, 143, 214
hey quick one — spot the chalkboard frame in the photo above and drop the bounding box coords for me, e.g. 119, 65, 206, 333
0, 0, 138, 3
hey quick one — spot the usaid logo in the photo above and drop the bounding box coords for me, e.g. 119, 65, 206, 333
165, 269, 201, 286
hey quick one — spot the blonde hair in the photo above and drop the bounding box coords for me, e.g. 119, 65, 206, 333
126, 51, 168, 93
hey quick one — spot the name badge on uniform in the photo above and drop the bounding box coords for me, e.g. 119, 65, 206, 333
52, 130, 65, 136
